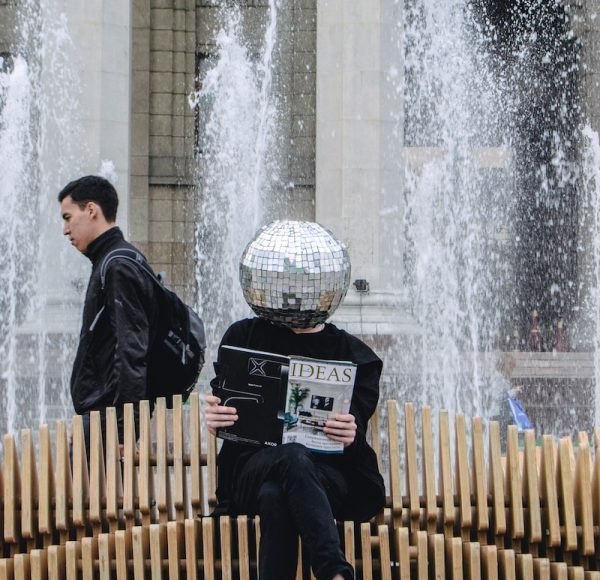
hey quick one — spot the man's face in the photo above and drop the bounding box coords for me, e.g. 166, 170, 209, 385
60, 196, 98, 254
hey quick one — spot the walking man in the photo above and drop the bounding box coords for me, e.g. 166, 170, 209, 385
59, 175, 158, 448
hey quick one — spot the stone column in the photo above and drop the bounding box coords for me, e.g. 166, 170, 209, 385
315, 0, 410, 336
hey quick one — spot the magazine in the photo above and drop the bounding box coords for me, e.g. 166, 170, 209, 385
213, 345, 289, 447
213, 347, 356, 454
282, 356, 356, 454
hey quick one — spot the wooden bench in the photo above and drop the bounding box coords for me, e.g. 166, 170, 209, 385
0, 394, 598, 578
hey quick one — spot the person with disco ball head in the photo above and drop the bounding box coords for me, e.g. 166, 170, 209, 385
205, 221, 385, 580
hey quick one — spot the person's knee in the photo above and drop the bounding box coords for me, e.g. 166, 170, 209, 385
276, 442, 314, 473
257, 480, 290, 526
257, 480, 284, 509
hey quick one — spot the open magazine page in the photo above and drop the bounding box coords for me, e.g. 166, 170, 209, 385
282, 356, 356, 453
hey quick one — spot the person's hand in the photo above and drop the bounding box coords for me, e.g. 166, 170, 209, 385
205, 394, 238, 436
323, 413, 357, 447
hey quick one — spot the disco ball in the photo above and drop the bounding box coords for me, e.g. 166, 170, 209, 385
239, 221, 351, 328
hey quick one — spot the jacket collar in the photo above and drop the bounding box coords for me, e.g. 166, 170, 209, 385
85, 226, 124, 266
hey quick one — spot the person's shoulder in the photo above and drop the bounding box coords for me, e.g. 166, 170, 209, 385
324, 323, 382, 367
102, 242, 154, 288
221, 317, 263, 346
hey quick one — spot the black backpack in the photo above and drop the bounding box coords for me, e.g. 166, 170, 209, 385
100, 248, 206, 408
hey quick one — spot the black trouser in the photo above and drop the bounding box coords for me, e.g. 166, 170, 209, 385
232, 443, 354, 580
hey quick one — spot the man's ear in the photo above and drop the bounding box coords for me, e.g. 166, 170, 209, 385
86, 201, 101, 220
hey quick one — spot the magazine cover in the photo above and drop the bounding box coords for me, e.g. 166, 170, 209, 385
214, 345, 289, 446
282, 356, 356, 453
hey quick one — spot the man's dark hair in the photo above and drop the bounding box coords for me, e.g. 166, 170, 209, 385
58, 175, 119, 222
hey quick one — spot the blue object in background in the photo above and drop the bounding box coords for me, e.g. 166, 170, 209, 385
507, 395, 533, 431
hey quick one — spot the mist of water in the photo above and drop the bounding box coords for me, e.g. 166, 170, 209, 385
0, 1, 83, 435
400, 0, 511, 419
193, 1, 281, 359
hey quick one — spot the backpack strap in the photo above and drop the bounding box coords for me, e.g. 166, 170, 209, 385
100, 248, 160, 291
89, 248, 160, 332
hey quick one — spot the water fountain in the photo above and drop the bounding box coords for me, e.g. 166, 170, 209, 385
0, 0, 84, 436
193, 0, 281, 358
398, 0, 594, 433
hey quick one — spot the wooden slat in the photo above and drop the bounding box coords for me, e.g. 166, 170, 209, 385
105, 407, 123, 534
207, 434, 218, 512
20, 429, 38, 543
593, 434, 600, 564
13, 554, 30, 580
344, 521, 355, 572
38, 425, 55, 542
446, 537, 463, 580
416, 530, 428, 580
568, 568, 585, 580
360, 523, 373, 580
396, 527, 410, 580
189, 394, 204, 516
481, 545, 498, 580
439, 410, 455, 535
498, 549, 516, 580
237, 515, 250, 580
522, 430, 542, 545
150, 523, 166, 579
533, 558, 550, 580
156, 398, 172, 524
404, 403, 420, 534
202, 517, 215, 580
99, 532, 115, 580
558, 437, 578, 552
132, 525, 149, 580
123, 403, 137, 528
138, 400, 154, 527
89, 411, 106, 535
47, 545, 65, 580
71, 415, 89, 538
184, 519, 199, 580
370, 408, 383, 474
172, 396, 188, 522
429, 534, 445, 579
472, 417, 489, 537
463, 542, 481, 580
455, 414, 472, 540
506, 426, 524, 542
220, 516, 232, 580
377, 525, 392, 580
386, 401, 402, 528
573, 436, 595, 556
29, 550, 45, 580
0, 560, 14, 580
422, 406, 438, 532
167, 521, 182, 580
516, 554, 534, 580
55, 420, 72, 541
81, 537, 97, 580
550, 562, 568, 580
115, 529, 131, 580
488, 421, 506, 537
65, 541, 79, 580
540, 435, 560, 548
3, 433, 21, 545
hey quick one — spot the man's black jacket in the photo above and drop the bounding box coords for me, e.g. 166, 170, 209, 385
71, 227, 158, 435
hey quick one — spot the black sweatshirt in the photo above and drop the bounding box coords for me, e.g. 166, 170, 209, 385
210, 317, 386, 522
